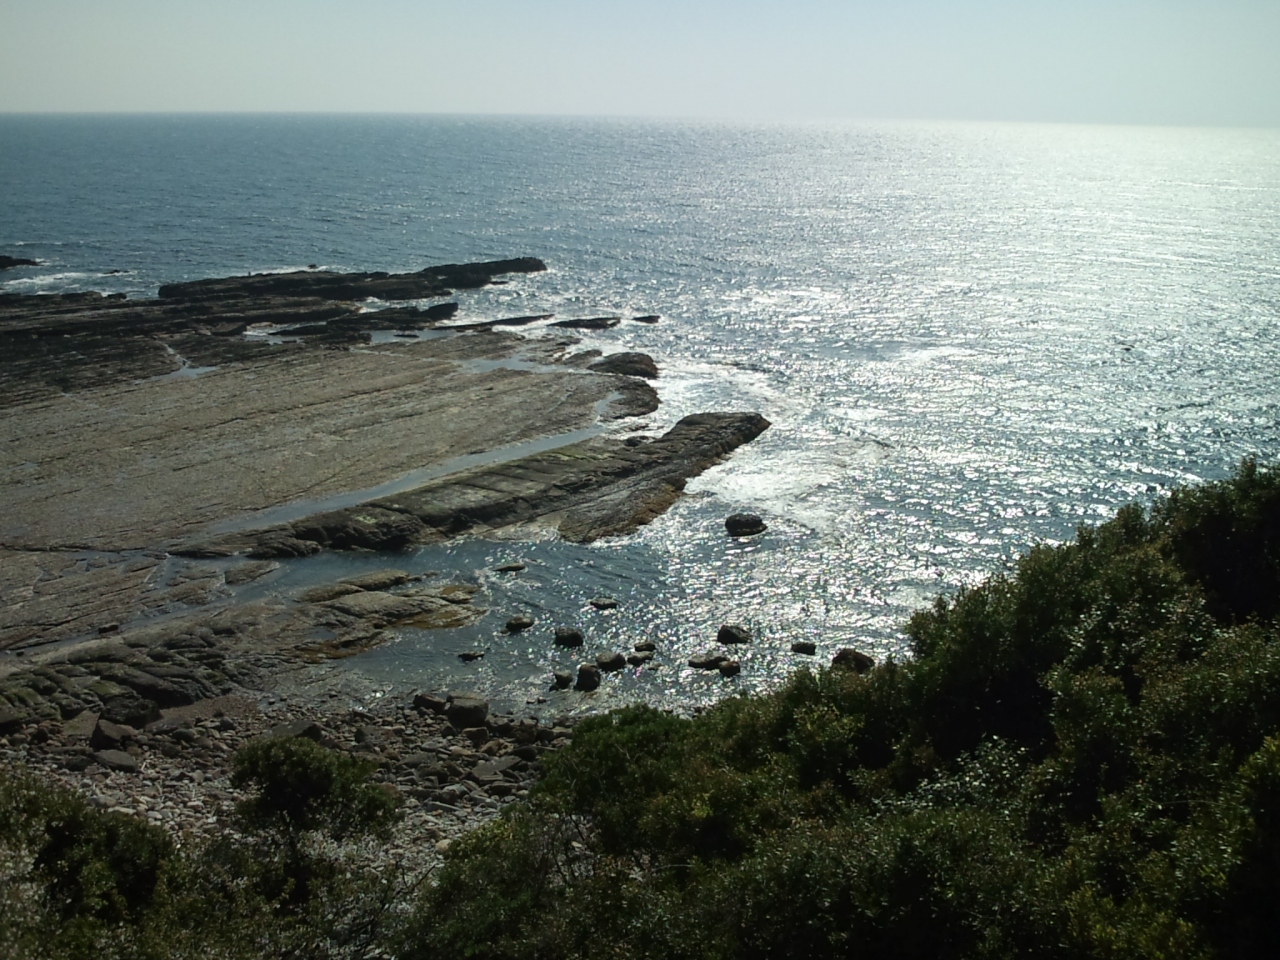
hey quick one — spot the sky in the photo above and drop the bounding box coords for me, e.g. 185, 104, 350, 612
2, 1, 1278, 126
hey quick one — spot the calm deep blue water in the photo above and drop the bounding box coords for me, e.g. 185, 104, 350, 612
3, 115, 1279, 712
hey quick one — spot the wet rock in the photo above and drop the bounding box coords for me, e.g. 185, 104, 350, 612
719, 660, 741, 678
0, 256, 39, 270
689, 653, 730, 670
596, 652, 626, 672
446, 695, 489, 729
631, 314, 661, 324
158, 258, 546, 302
457, 651, 485, 662
300, 583, 365, 603
589, 597, 619, 610
94, 749, 139, 772
493, 562, 526, 573
634, 640, 656, 652
513, 719, 540, 744
718, 623, 752, 644
223, 561, 278, 585
339, 569, 412, 591
791, 640, 817, 655
725, 513, 767, 536
550, 316, 621, 330
588, 352, 659, 379
292, 508, 425, 551
575, 664, 601, 692
831, 648, 875, 674
246, 534, 323, 559
554, 627, 584, 648
462, 727, 489, 747
506, 614, 535, 632
551, 671, 574, 690
627, 650, 655, 666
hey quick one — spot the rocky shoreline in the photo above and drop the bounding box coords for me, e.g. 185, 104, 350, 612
1, 257, 769, 843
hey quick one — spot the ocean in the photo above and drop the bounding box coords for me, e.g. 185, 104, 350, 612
3, 114, 1279, 713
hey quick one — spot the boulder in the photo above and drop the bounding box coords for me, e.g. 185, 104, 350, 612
588, 352, 659, 379
94, 749, 139, 772
269, 719, 323, 741
631, 315, 661, 324
446, 695, 489, 729
457, 651, 485, 662
554, 627, 585, 648
413, 692, 448, 714
791, 640, 817, 655
627, 650, 655, 666
551, 671, 574, 690
831, 648, 875, 674
575, 664, 601, 692
0, 256, 39, 270
89, 718, 136, 750
494, 562, 526, 573
718, 660, 741, 678
725, 513, 767, 536
634, 640, 657, 652
462, 727, 489, 747
506, 614, 535, 632
718, 623, 752, 644
596, 652, 626, 672
589, 597, 619, 610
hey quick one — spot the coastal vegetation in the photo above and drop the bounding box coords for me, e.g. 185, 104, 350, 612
2, 459, 1278, 958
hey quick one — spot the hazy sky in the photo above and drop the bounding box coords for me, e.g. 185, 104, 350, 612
2, 1, 1277, 126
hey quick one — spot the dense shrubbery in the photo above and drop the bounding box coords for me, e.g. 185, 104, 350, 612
3, 461, 1278, 958
0, 736, 403, 959
404, 459, 1280, 960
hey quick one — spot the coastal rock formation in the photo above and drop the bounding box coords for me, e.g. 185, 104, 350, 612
156, 257, 545, 301
199, 411, 770, 554
588, 352, 659, 379
0, 255, 39, 269
0, 256, 770, 733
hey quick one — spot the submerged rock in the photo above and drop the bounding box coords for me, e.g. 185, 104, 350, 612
506, 614, 535, 632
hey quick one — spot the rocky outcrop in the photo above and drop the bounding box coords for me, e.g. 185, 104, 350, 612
156, 258, 546, 301
206, 412, 770, 554
551, 317, 620, 330
0, 256, 39, 270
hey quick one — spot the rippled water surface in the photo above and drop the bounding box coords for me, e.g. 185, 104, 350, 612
3, 116, 1278, 711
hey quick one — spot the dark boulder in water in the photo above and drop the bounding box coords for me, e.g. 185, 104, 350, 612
718, 623, 752, 644
725, 513, 767, 536
0, 256, 38, 270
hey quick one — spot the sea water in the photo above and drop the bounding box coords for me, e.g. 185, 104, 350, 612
3, 115, 1278, 712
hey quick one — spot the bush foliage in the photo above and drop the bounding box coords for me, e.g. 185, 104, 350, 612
404, 459, 1280, 960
